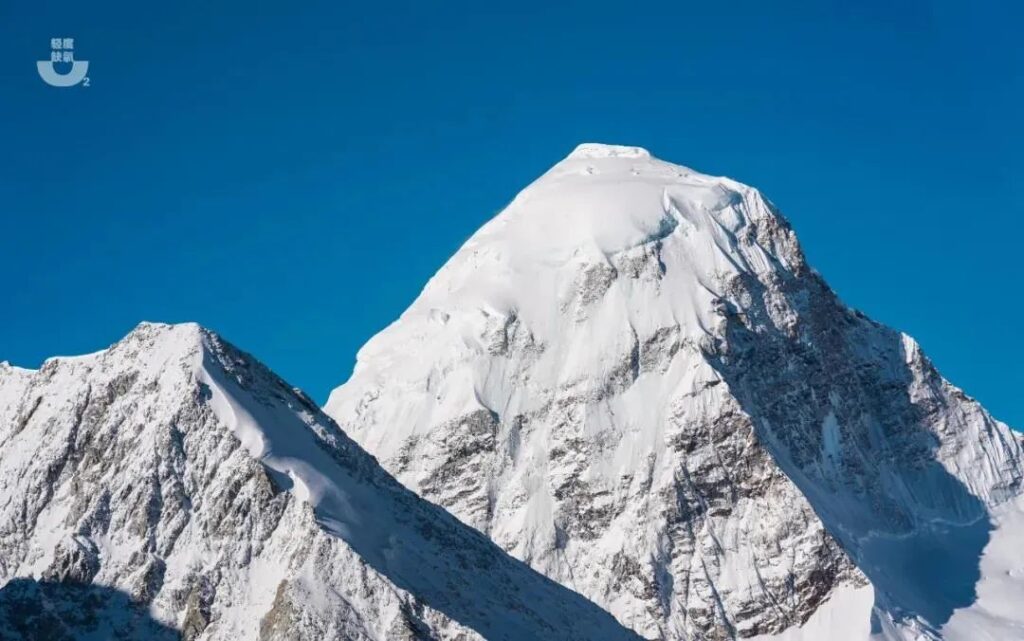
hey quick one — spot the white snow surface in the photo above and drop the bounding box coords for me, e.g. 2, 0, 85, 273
751, 584, 875, 641
942, 495, 1024, 640
0, 322, 643, 641
345, 142, 787, 413
327, 143, 1024, 640
2, 142, 1023, 640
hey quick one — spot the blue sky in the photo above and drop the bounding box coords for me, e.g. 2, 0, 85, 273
1, 1, 1020, 426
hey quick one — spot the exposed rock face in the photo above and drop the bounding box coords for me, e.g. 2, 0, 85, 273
0, 323, 643, 641
3, 143, 1021, 641
325, 143, 1024, 640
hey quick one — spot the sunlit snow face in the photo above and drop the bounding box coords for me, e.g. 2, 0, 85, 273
389, 145, 785, 364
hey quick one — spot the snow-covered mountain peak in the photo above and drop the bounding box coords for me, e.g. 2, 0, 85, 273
341, 144, 805, 430
113, 320, 204, 354
507, 143, 770, 256
451, 143, 802, 294
328, 146, 1024, 640
28, 321, 205, 376
565, 142, 652, 160
123, 320, 204, 344
0, 323, 644, 641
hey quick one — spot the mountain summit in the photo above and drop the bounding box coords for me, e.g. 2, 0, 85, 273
2, 145, 1021, 641
326, 145, 1024, 640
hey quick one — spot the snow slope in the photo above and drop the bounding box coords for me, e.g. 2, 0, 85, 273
942, 495, 1024, 640
326, 143, 1024, 640
0, 322, 644, 641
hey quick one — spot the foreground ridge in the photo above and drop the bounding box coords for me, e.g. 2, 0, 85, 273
0, 322, 644, 641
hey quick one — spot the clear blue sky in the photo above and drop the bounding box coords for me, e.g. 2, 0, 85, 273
1, 1, 1020, 427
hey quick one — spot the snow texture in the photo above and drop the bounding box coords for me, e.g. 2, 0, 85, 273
0, 323, 643, 641
326, 143, 1024, 640
2, 142, 1022, 640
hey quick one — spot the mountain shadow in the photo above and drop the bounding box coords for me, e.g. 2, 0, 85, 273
0, 578, 180, 641
708, 270, 994, 630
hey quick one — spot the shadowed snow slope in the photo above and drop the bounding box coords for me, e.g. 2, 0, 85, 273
326, 143, 1024, 640
0, 322, 644, 641
0, 579, 180, 641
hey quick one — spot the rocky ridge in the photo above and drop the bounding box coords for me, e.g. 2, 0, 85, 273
326, 144, 1024, 640
0, 322, 644, 641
